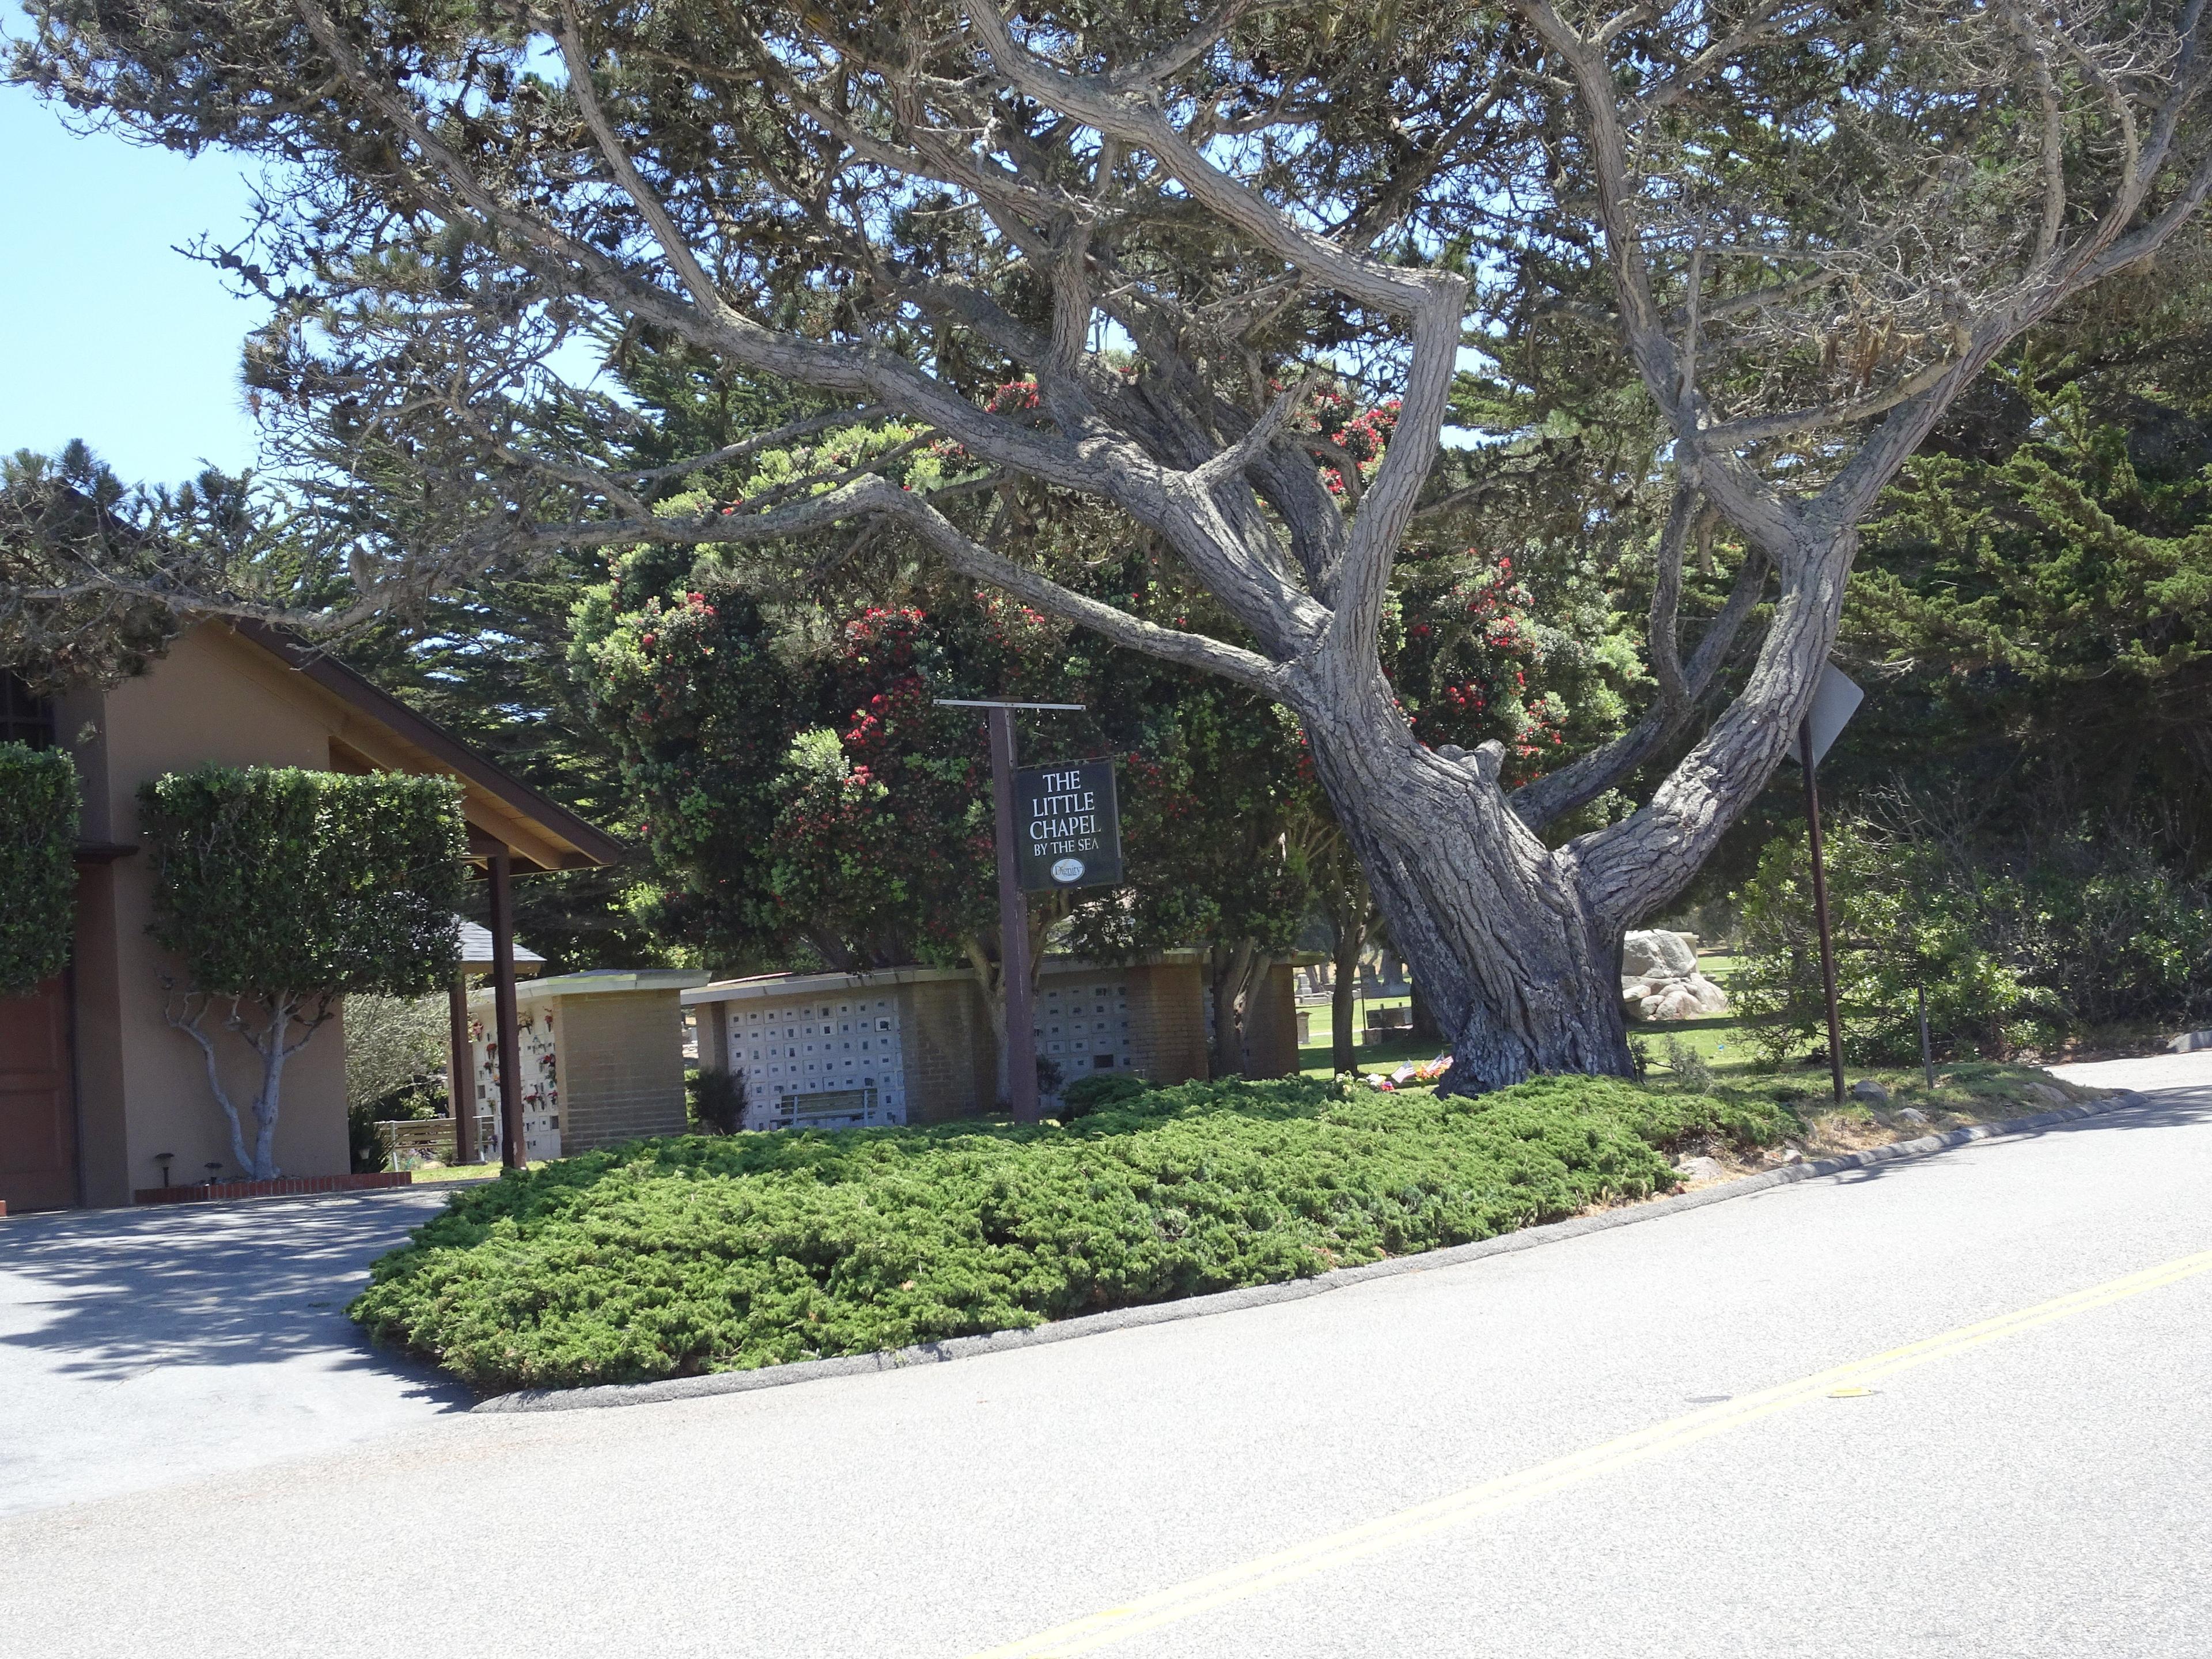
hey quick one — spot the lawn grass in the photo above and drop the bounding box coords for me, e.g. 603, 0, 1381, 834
400, 1160, 547, 1185
1294, 951, 2093, 1125
350, 1073, 1794, 1394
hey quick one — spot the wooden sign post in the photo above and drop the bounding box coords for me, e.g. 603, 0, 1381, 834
938, 699, 1089, 1123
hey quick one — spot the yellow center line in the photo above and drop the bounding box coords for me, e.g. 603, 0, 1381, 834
965, 1245, 2212, 1659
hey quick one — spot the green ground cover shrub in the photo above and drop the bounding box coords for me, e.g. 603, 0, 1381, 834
353, 1074, 1790, 1393
1058, 1071, 1150, 1119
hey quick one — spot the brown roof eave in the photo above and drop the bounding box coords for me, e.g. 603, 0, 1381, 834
229, 621, 626, 869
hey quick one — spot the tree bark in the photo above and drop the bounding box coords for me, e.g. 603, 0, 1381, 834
1409, 978, 1442, 1046
1206, 938, 1262, 1078
251, 1014, 288, 1180
1331, 924, 1366, 1074
1294, 660, 1634, 1093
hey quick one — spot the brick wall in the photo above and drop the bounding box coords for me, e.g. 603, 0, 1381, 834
1124, 960, 1209, 1085
556, 990, 691, 1150
899, 978, 996, 1123
1240, 962, 1301, 1078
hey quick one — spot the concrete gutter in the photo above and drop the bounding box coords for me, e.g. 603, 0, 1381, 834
473, 1088, 2148, 1416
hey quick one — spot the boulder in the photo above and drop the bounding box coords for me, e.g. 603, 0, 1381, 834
1673, 1155, 1725, 1183
1896, 1107, 1929, 1125
1619, 964, 1729, 1022
1623, 929, 1699, 979
2020, 1081, 2069, 1108
1683, 972, 1730, 1014
1849, 1078, 1891, 1107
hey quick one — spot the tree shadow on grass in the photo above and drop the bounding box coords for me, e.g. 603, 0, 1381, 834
0, 1189, 475, 1403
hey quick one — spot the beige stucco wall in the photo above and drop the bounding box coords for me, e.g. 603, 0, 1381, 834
59, 626, 352, 1205
557, 989, 691, 1150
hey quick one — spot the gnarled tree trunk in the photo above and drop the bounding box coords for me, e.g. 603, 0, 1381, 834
1205, 938, 1267, 1079
1296, 664, 1635, 1093
1330, 926, 1365, 1074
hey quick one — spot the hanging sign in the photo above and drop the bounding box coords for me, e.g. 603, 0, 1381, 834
1013, 757, 1124, 891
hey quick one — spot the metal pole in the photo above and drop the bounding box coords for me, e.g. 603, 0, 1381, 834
448, 969, 477, 1165
1917, 982, 1936, 1089
1800, 718, 1846, 1105
987, 707, 1039, 1123
488, 851, 527, 1167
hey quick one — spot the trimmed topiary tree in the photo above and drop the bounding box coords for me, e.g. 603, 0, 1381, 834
0, 740, 79, 995
139, 766, 465, 1180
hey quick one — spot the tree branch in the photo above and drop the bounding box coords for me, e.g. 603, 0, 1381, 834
520, 473, 1290, 695
1511, 540, 1768, 832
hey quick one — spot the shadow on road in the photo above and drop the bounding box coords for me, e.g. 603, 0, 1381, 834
1819, 1087, 2212, 1190
0, 1192, 474, 1407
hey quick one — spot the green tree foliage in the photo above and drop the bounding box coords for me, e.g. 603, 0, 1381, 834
1734, 816, 2212, 1065
2, 441, 343, 694
140, 766, 467, 1178
20, 1, 2212, 1086
1846, 360, 2212, 859
574, 582, 1056, 972
334, 540, 661, 972
343, 992, 448, 1113
343, 990, 450, 1173
0, 443, 181, 692
0, 741, 79, 994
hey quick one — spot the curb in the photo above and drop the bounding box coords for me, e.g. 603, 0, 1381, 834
472, 1088, 2148, 1416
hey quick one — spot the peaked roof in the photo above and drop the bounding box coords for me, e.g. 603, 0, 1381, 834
456, 918, 545, 975
229, 621, 624, 872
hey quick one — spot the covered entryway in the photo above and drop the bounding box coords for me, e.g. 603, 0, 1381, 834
0, 975, 77, 1213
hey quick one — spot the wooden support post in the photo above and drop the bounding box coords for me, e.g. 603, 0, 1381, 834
448, 969, 476, 1165
487, 850, 527, 1168
1800, 718, 1846, 1107
988, 706, 1038, 1124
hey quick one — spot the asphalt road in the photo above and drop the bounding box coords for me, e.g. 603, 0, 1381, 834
3, 1058, 2209, 1658
0, 1185, 469, 1517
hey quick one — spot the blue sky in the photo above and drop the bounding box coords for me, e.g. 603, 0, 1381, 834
1, 81, 267, 484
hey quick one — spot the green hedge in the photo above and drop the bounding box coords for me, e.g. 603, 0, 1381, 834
139, 766, 467, 1001
0, 741, 79, 994
351, 1074, 1791, 1393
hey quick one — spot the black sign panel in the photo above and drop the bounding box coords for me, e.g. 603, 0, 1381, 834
1014, 756, 1123, 891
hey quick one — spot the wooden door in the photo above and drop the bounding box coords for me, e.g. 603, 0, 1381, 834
0, 975, 77, 1211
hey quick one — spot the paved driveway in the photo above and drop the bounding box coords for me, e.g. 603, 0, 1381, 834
0, 1186, 471, 1517
4, 1059, 2209, 1657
